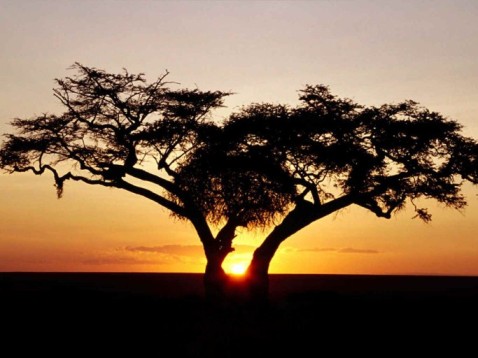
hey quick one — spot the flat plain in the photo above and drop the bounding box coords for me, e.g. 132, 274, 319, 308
2, 273, 477, 356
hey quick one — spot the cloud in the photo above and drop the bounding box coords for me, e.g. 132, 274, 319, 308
84, 244, 381, 268
81, 245, 206, 266
295, 247, 380, 254
108, 244, 256, 267
338, 248, 380, 254
82, 256, 158, 265
125, 245, 203, 256
298, 247, 337, 253
81, 248, 206, 266
124, 244, 256, 256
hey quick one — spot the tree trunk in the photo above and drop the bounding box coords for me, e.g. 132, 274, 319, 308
245, 229, 283, 305
200, 196, 354, 305
188, 214, 231, 303
247, 196, 355, 303
204, 258, 229, 303
202, 217, 241, 303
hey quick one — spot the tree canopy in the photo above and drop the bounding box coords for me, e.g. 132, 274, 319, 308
178, 84, 477, 227
0, 63, 229, 217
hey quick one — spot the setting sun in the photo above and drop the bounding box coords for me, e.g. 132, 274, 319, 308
229, 263, 247, 275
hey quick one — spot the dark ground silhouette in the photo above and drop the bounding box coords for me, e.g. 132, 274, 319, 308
1, 273, 477, 356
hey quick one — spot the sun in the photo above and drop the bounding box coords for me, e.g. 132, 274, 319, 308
229, 262, 247, 275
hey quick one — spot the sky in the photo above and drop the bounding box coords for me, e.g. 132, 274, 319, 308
1, 0, 477, 275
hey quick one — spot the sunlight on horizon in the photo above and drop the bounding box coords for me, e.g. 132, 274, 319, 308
228, 262, 248, 275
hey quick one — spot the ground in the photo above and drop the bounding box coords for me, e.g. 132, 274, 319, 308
2, 273, 477, 356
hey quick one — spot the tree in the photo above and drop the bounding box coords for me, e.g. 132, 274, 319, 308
1, 65, 477, 303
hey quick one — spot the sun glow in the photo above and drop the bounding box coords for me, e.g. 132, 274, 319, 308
229, 262, 247, 275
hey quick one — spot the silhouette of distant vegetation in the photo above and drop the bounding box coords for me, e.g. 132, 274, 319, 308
1, 64, 477, 302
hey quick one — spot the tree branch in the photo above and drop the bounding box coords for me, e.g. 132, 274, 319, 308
124, 166, 182, 196
215, 217, 244, 255
115, 179, 188, 217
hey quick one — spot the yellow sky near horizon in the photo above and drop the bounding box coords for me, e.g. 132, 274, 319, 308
1, 0, 477, 275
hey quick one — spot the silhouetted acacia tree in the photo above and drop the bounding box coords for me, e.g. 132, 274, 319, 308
1, 65, 477, 302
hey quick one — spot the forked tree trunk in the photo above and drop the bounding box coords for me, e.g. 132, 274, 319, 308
204, 248, 268, 305
203, 197, 355, 305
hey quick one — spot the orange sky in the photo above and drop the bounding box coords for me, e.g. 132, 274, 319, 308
1, 1, 477, 275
